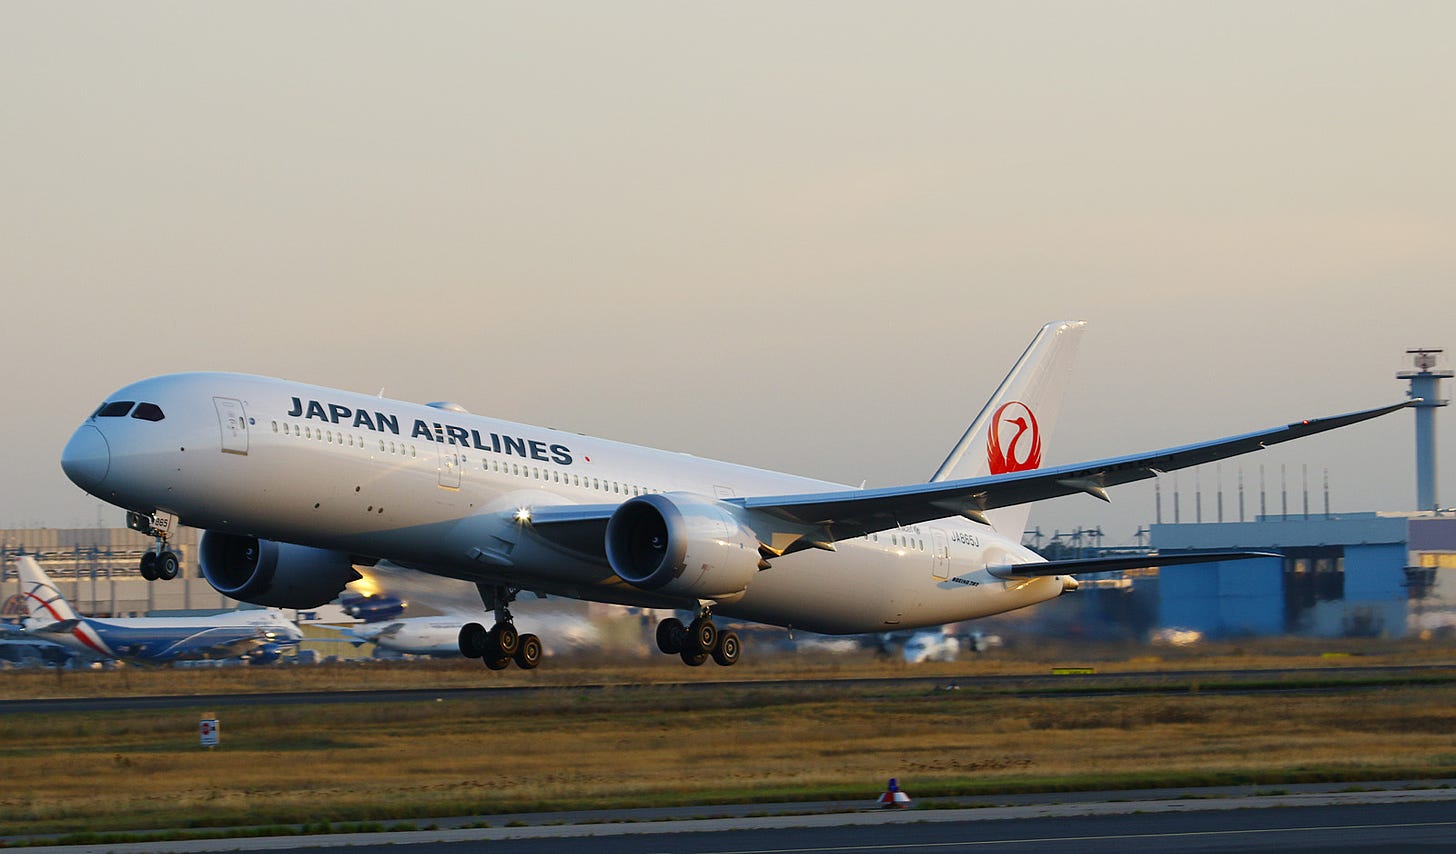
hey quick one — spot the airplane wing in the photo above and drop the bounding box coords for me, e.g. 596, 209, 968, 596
524, 401, 1408, 551
734, 401, 1411, 542
986, 550, 1280, 579
153, 626, 299, 660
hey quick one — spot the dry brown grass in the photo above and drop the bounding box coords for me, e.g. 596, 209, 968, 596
2, 650, 1455, 837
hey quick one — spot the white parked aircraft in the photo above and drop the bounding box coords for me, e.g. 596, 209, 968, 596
326, 563, 604, 659
58, 321, 1408, 670
14, 556, 302, 664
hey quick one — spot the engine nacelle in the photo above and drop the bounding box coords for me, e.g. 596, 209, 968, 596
605, 492, 761, 601
199, 531, 360, 608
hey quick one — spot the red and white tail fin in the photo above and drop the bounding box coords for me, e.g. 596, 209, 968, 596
15, 556, 80, 627
929, 320, 1086, 537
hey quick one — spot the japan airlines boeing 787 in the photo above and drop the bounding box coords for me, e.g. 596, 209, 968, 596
59, 321, 1408, 669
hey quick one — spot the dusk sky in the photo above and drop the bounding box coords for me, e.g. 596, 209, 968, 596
2, 2, 1452, 544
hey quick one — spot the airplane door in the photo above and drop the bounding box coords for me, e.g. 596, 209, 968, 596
437, 444, 461, 489
214, 397, 249, 455
931, 529, 949, 580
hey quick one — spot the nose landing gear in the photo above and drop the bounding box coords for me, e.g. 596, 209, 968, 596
128, 511, 181, 581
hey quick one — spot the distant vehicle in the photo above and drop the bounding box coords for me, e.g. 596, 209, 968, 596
61, 321, 1407, 670
14, 556, 302, 664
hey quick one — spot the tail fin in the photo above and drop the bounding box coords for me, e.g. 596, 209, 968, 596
14, 556, 80, 627
929, 320, 1086, 537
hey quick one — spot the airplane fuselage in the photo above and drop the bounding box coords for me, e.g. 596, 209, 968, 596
63, 372, 1061, 634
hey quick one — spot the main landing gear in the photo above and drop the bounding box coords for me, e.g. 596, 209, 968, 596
655, 611, 740, 667
458, 584, 541, 671
128, 511, 181, 581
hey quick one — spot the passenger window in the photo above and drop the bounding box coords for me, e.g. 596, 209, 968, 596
98, 401, 135, 417
305, 427, 312, 439
131, 403, 165, 422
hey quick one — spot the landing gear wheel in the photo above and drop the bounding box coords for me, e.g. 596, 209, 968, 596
712, 630, 741, 667
490, 623, 520, 657
483, 654, 511, 670
690, 617, 718, 654
514, 634, 542, 670
680, 648, 709, 666
139, 551, 158, 581
156, 550, 180, 581
656, 618, 685, 654
458, 622, 488, 659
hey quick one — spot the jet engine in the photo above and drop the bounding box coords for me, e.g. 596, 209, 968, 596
605, 492, 761, 601
199, 531, 360, 608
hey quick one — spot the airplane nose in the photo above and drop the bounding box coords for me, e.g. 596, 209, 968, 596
61, 424, 111, 490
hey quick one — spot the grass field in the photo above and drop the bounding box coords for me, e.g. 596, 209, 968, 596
2, 640, 1454, 841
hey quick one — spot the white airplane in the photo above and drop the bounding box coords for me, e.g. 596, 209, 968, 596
900, 628, 961, 664
13, 556, 302, 664
333, 617, 475, 658
57, 321, 1408, 670
326, 564, 604, 658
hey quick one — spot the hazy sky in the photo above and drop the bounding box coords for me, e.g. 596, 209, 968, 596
2, 2, 1453, 544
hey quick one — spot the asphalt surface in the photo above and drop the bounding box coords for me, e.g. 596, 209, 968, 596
13, 782, 1456, 853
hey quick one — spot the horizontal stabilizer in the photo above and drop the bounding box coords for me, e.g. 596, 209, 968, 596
987, 550, 1280, 579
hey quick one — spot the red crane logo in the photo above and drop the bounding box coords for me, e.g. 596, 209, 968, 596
987, 401, 1041, 474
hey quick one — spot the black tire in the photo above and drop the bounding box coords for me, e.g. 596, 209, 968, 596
491, 623, 520, 657
690, 617, 717, 654
139, 551, 158, 581
680, 648, 709, 666
712, 630, 741, 666
483, 654, 511, 670
157, 551, 180, 581
514, 634, 542, 670
458, 622, 488, 658
656, 618, 684, 654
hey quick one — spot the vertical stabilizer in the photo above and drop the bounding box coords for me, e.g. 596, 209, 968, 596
15, 556, 80, 627
930, 320, 1086, 537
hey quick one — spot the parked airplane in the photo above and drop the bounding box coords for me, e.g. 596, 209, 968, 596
58, 321, 1409, 670
900, 628, 961, 664
14, 556, 302, 664
324, 565, 604, 659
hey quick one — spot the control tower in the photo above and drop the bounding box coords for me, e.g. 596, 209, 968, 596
1397, 348, 1452, 511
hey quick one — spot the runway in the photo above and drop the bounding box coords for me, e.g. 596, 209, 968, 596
14, 782, 1456, 853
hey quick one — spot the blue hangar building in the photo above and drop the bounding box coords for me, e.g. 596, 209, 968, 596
1151, 512, 1456, 639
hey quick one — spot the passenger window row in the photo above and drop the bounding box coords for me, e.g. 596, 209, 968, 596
269, 419, 665, 497
272, 421, 417, 458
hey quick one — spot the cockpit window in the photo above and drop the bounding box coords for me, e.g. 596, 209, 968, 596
131, 403, 165, 422
96, 401, 135, 417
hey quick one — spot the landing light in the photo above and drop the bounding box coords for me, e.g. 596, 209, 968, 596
515, 507, 532, 523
